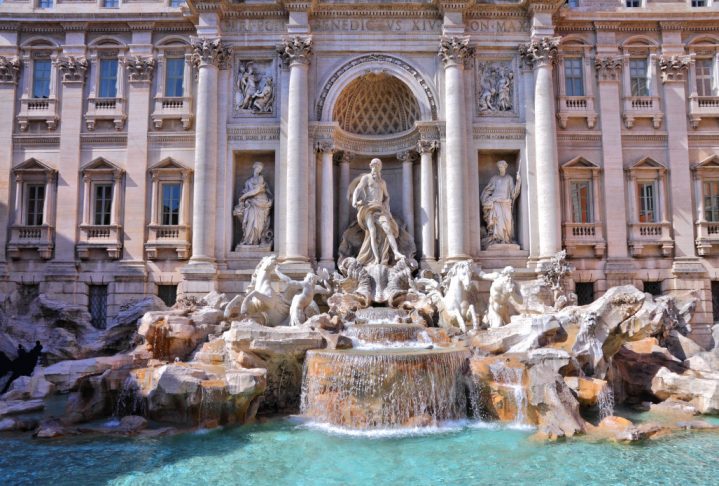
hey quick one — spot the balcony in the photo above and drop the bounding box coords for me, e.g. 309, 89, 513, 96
18, 98, 59, 131
562, 222, 606, 258
151, 96, 192, 130
145, 224, 191, 260
77, 224, 122, 259
7, 225, 54, 259
85, 97, 126, 130
695, 220, 719, 256
689, 96, 719, 129
557, 96, 597, 129
628, 222, 673, 257
623, 96, 663, 129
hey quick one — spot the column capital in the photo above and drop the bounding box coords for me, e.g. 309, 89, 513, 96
278, 36, 313, 67
519, 36, 560, 69
124, 55, 156, 83
659, 55, 692, 84
0, 56, 20, 85
397, 150, 418, 164
595, 56, 623, 82
316, 141, 335, 154
191, 37, 232, 70
438, 36, 473, 68
339, 151, 354, 165
416, 139, 439, 154
55, 56, 88, 84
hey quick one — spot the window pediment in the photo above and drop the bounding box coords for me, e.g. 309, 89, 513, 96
562, 156, 600, 172
13, 158, 57, 176
628, 156, 666, 174
81, 157, 124, 177
149, 157, 191, 174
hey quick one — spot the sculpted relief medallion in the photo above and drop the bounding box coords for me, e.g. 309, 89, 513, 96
233, 59, 275, 116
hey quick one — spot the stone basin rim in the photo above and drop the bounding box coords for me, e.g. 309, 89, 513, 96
307, 347, 469, 358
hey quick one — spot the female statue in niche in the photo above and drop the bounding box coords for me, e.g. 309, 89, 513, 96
234, 161, 273, 246
480, 159, 520, 246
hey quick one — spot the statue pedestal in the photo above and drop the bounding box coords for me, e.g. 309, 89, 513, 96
234, 244, 273, 258
484, 243, 521, 253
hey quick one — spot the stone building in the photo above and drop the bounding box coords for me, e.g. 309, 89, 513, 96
1, 0, 718, 345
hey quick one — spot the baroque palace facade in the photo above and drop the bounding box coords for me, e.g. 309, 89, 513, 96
1, 0, 719, 345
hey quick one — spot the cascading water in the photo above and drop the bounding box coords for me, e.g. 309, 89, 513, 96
487, 361, 527, 426
301, 347, 470, 429
112, 376, 146, 419
597, 385, 615, 419
343, 323, 433, 349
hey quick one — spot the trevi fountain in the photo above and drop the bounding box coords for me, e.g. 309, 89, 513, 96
1, 158, 718, 485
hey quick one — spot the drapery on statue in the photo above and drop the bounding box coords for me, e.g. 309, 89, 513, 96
351, 158, 405, 265
480, 159, 521, 245
234, 161, 273, 246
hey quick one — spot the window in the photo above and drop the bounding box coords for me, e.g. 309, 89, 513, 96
575, 282, 594, 306
32, 59, 51, 98
158, 285, 178, 307
102, 0, 119, 6
26, 184, 45, 226
98, 59, 118, 98
37, 0, 52, 8
643, 281, 662, 297
564, 58, 584, 97
638, 181, 658, 223
165, 58, 184, 97
692, 1, 708, 7
89, 285, 108, 329
712, 281, 719, 322
629, 59, 649, 96
161, 183, 181, 226
704, 181, 719, 222
94, 184, 113, 226
169, 0, 184, 6
626, 0, 641, 6
570, 181, 593, 223
696, 58, 715, 97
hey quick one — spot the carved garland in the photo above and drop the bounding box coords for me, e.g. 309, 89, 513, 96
316, 54, 438, 121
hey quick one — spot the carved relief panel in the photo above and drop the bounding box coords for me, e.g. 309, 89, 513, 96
475, 59, 517, 117
233, 58, 276, 117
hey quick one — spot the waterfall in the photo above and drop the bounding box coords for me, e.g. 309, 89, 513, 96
488, 361, 527, 426
301, 348, 470, 429
112, 376, 146, 418
597, 385, 615, 420
343, 323, 432, 349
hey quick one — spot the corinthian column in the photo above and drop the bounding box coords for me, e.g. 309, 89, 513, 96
519, 37, 561, 260
278, 36, 312, 263
188, 38, 231, 266
317, 141, 335, 269
417, 139, 438, 264
439, 36, 473, 262
397, 150, 416, 236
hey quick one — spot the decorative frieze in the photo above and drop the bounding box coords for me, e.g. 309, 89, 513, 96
277, 36, 313, 67
0, 56, 20, 84
658, 55, 692, 83
595, 56, 623, 82
124, 56, 155, 83
438, 36, 473, 68
227, 126, 281, 142
56, 56, 88, 84
190, 38, 232, 70
518, 37, 560, 69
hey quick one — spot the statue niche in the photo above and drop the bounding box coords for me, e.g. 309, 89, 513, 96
480, 159, 520, 249
234, 161, 273, 249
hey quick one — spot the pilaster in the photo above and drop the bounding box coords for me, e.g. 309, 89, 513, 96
0, 52, 18, 264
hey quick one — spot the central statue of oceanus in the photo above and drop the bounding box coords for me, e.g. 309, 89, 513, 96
351, 158, 406, 265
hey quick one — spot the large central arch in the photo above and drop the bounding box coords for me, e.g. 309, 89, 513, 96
317, 54, 438, 123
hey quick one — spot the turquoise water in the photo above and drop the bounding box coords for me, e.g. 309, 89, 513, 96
1, 418, 718, 486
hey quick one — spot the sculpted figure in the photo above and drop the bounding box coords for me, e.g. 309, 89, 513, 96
351, 158, 405, 265
437, 260, 480, 333
252, 77, 274, 113
234, 162, 273, 246
479, 266, 522, 328
478, 74, 496, 112
284, 273, 329, 327
481, 160, 520, 245
224, 256, 289, 325
497, 71, 513, 111
241, 64, 258, 110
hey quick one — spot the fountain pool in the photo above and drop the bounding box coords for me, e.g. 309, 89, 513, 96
1, 416, 718, 485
